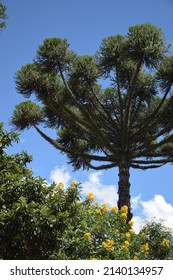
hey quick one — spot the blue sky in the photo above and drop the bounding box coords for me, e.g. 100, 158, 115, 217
1, 0, 173, 231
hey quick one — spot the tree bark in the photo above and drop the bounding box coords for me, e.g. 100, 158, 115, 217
117, 158, 132, 222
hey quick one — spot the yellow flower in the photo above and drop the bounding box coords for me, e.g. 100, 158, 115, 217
161, 238, 170, 247
125, 232, 131, 239
83, 232, 91, 240
121, 240, 130, 251
124, 240, 130, 247
162, 225, 170, 230
121, 205, 128, 214
115, 229, 119, 233
140, 243, 149, 253
102, 239, 114, 251
120, 212, 127, 219
57, 182, 64, 188
133, 255, 139, 260
101, 203, 109, 212
111, 206, 118, 212
86, 192, 95, 201
95, 209, 102, 215
128, 220, 134, 226
93, 201, 99, 207
89, 258, 97, 260
70, 181, 77, 187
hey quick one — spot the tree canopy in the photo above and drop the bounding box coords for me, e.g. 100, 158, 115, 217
11, 23, 173, 220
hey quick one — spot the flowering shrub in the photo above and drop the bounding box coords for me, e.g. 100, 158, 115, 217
1, 180, 173, 259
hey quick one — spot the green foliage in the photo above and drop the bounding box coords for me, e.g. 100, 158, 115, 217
137, 221, 173, 260
36, 38, 76, 73
0, 2, 7, 30
1, 182, 173, 259
156, 56, 173, 90
11, 101, 43, 130
127, 23, 167, 67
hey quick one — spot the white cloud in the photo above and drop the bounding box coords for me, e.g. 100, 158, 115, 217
133, 194, 173, 232
81, 171, 118, 207
133, 216, 145, 233
50, 166, 71, 186
141, 194, 173, 228
131, 194, 141, 210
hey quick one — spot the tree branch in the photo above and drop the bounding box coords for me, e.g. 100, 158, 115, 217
131, 163, 166, 170
58, 68, 117, 153
138, 134, 173, 156
34, 125, 114, 163
86, 78, 119, 132
122, 60, 142, 150
131, 158, 173, 165
131, 82, 172, 137
85, 161, 117, 170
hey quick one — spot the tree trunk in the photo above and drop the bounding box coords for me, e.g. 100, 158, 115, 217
117, 158, 132, 222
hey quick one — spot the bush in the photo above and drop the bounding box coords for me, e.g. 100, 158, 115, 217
0, 181, 173, 259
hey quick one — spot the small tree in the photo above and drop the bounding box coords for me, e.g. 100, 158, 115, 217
11, 23, 173, 221
0, 123, 51, 259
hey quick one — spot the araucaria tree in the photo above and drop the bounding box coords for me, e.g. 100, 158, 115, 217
11, 24, 173, 221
